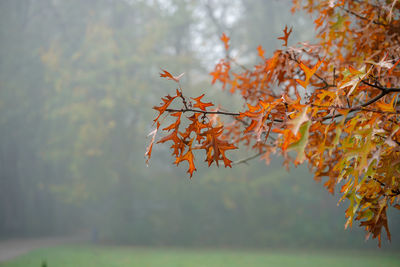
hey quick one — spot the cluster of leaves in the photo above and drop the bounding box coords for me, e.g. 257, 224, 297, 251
147, 0, 400, 246
146, 72, 237, 177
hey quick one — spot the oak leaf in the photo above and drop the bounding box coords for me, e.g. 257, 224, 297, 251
175, 149, 196, 177
295, 60, 323, 89
220, 33, 230, 50
160, 69, 185, 83
277, 25, 293, 47
191, 94, 213, 111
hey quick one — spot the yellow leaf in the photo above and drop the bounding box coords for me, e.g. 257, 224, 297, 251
296, 60, 323, 89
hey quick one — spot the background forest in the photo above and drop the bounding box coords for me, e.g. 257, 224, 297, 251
1, 0, 399, 250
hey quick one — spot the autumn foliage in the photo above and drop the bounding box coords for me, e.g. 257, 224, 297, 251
146, 0, 400, 246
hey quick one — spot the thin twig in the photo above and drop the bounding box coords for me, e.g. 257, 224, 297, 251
166, 108, 240, 116
165, 108, 284, 123
228, 56, 251, 72
232, 151, 264, 165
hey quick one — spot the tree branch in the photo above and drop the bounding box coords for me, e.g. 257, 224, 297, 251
318, 83, 400, 121
165, 108, 284, 123
166, 108, 240, 116
356, 91, 387, 108
361, 80, 400, 93
369, 177, 400, 197
340, 6, 389, 27
232, 151, 264, 165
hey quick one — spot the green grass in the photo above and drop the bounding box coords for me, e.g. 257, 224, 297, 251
1, 245, 399, 267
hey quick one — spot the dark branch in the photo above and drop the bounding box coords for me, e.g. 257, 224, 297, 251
356, 91, 387, 108
165, 108, 284, 123
369, 177, 400, 197
318, 82, 400, 121
313, 102, 399, 119
340, 7, 389, 27
361, 80, 400, 93
166, 108, 240, 116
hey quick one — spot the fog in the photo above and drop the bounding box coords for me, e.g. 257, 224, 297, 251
0, 0, 399, 255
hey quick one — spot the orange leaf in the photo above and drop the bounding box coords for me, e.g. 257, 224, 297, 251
200, 126, 236, 167
220, 33, 230, 50
191, 94, 213, 111
277, 25, 292, 47
175, 150, 196, 177
153, 96, 176, 123
257, 45, 265, 59
295, 60, 323, 89
160, 69, 185, 83
153, 89, 181, 123
389, 58, 400, 75
180, 113, 208, 141
375, 95, 397, 112
162, 112, 182, 131
244, 119, 259, 133
158, 131, 183, 157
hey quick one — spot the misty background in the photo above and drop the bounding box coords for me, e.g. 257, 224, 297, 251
0, 0, 399, 250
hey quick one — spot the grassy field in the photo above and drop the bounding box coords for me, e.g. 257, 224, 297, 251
0, 245, 399, 267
